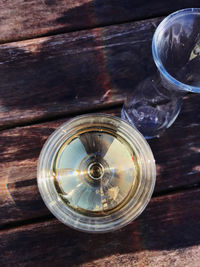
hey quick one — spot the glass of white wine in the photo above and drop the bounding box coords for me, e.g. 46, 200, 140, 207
37, 114, 156, 233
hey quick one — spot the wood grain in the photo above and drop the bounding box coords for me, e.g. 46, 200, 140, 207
0, 187, 199, 266
0, 0, 200, 43
0, 17, 161, 129
0, 94, 200, 227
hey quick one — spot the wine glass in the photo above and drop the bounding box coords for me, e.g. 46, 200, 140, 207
37, 114, 156, 233
122, 8, 200, 138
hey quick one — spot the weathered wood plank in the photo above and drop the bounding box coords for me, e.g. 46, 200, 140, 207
0, 94, 200, 226
3, 15, 200, 129
0, 0, 200, 43
0, 187, 199, 266
0, 17, 161, 128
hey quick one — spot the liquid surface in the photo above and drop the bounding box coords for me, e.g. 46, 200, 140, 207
53, 129, 139, 216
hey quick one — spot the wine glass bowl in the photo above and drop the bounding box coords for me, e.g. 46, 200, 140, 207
152, 8, 200, 93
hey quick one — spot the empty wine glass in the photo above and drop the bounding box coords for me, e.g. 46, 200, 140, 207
122, 8, 200, 138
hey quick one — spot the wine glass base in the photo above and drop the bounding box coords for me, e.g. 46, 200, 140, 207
121, 76, 183, 139
121, 106, 161, 139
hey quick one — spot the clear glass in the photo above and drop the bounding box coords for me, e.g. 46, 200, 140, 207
37, 114, 156, 233
122, 8, 200, 138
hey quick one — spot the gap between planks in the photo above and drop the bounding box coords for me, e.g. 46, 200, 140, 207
0, 15, 164, 46
0, 101, 123, 132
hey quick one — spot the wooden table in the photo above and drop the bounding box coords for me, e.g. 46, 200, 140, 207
0, 1, 200, 266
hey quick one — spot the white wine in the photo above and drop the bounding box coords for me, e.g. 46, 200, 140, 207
53, 129, 139, 216
37, 114, 156, 233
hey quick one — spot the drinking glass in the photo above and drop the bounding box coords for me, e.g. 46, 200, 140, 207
122, 8, 200, 138
37, 114, 156, 233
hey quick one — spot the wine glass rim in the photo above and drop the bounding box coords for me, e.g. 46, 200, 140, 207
152, 8, 200, 93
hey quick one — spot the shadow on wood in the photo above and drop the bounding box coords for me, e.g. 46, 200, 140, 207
1, 0, 200, 42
